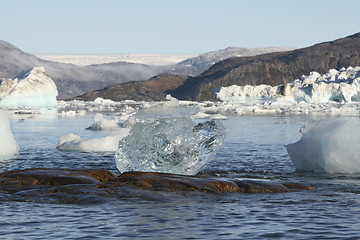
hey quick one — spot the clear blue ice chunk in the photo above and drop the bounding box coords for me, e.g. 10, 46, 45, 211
115, 117, 225, 175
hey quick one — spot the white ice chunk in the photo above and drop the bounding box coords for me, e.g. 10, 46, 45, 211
57, 133, 82, 146
93, 97, 115, 105
58, 110, 77, 117
0, 67, 58, 108
86, 113, 120, 130
286, 117, 360, 173
0, 111, 19, 159
57, 128, 130, 152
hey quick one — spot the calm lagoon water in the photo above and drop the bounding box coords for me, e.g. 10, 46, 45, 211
1, 113, 360, 239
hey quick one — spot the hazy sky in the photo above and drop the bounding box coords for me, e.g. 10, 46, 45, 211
2, 0, 359, 54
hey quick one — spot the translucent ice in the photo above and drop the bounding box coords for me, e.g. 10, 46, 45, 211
115, 118, 225, 175
115, 96, 225, 175
0, 111, 19, 159
286, 117, 360, 173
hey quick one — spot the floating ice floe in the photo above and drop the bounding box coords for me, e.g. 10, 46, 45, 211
286, 117, 360, 173
0, 67, 58, 108
56, 128, 130, 152
216, 66, 360, 104
56, 106, 137, 152
0, 111, 19, 160
115, 95, 226, 175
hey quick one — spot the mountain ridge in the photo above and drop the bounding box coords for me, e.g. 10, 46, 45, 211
0, 40, 291, 99
74, 74, 187, 101
169, 32, 360, 101
170, 46, 294, 76
0, 41, 167, 99
74, 32, 360, 102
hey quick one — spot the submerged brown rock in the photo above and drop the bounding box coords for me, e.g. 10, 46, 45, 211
0, 168, 314, 204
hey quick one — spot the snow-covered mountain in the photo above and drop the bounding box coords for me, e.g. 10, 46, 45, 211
35, 53, 196, 66
169, 32, 360, 101
171, 46, 294, 76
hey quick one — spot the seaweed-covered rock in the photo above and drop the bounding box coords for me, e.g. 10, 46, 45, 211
0, 168, 314, 204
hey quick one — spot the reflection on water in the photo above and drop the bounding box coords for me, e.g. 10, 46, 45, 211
1, 114, 360, 239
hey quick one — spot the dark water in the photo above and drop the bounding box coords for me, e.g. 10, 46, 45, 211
1, 113, 360, 239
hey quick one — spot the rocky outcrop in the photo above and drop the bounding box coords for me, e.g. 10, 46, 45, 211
169, 32, 360, 101
74, 74, 187, 101
0, 168, 314, 204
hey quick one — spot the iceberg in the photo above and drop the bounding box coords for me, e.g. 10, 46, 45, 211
0, 111, 19, 160
0, 67, 58, 108
216, 66, 360, 104
115, 95, 226, 175
286, 117, 360, 173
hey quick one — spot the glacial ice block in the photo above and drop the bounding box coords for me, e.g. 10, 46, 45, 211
0, 111, 19, 160
286, 118, 360, 173
0, 67, 58, 108
115, 117, 225, 175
